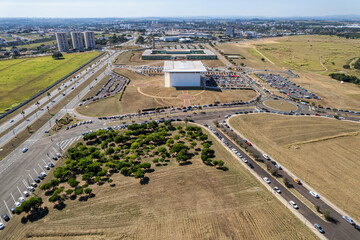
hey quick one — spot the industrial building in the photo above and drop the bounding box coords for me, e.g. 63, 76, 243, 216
83, 31, 96, 49
163, 61, 206, 87
55, 32, 69, 52
71, 31, 84, 51
142, 49, 217, 60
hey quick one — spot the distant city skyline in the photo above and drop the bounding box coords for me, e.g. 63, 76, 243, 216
0, 0, 359, 18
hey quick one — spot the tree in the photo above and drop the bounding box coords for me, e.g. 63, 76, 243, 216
14, 197, 43, 215
136, 35, 145, 44
52, 52, 63, 60
21, 110, 25, 120
184, 118, 189, 127
35, 101, 40, 110
84, 188, 92, 195
198, 134, 208, 142
68, 178, 79, 188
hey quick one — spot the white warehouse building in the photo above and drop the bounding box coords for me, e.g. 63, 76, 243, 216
163, 61, 206, 87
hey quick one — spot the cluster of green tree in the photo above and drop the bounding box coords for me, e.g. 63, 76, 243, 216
136, 36, 145, 44
337, 33, 360, 39
52, 52, 63, 60
14, 197, 43, 215
329, 73, 360, 85
35, 120, 228, 215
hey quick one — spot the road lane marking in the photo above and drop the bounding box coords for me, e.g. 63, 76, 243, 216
17, 186, 23, 198
10, 193, 16, 203
3, 200, 12, 217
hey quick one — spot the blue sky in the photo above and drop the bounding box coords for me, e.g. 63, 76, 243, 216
0, 0, 359, 18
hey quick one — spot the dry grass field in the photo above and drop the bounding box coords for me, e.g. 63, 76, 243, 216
263, 100, 298, 111
218, 36, 360, 111
229, 114, 360, 221
76, 68, 257, 116
0, 124, 316, 240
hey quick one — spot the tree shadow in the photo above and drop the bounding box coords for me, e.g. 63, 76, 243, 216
70, 195, 77, 200
179, 161, 192, 166
110, 183, 116, 187
79, 196, 88, 202
27, 207, 49, 222
54, 202, 66, 211
44, 190, 54, 196
146, 169, 155, 173
140, 177, 149, 185
88, 193, 96, 198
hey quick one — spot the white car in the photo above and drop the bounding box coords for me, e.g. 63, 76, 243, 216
289, 200, 298, 209
0, 223, 4, 230
342, 215, 355, 225
242, 158, 248, 163
15, 201, 21, 207
274, 187, 281, 193
309, 191, 319, 198
23, 190, 29, 197
19, 197, 25, 203
263, 154, 270, 160
263, 177, 271, 184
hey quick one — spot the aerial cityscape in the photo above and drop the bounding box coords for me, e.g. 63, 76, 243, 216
0, 0, 360, 239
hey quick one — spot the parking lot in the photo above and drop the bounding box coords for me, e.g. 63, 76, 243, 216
256, 73, 319, 99
205, 72, 250, 89
78, 72, 127, 106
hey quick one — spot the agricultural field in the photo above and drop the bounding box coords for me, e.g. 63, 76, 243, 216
76, 68, 257, 116
0, 51, 101, 113
229, 114, 360, 221
0, 122, 316, 240
218, 36, 360, 111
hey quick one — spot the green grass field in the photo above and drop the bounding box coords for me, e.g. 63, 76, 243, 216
0, 51, 101, 113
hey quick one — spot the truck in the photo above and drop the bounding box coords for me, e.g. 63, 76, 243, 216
246, 141, 252, 146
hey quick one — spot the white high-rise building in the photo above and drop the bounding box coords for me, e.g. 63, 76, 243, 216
55, 32, 69, 52
83, 31, 96, 49
226, 26, 234, 37
71, 32, 84, 51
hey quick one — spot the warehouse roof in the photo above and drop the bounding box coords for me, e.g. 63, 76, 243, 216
163, 61, 207, 72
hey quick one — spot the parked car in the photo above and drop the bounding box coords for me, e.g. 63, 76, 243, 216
314, 223, 325, 233
19, 197, 25, 203
22, 147, 28, 153
15, 202, 21, 208
0, 223, 4, 230
2, 214, 10, 222
48, 162, 55, 168
263, 177, 270, 184
23, 190, 29, 197
289, 201, 298, 209
342, 215, 355, 225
